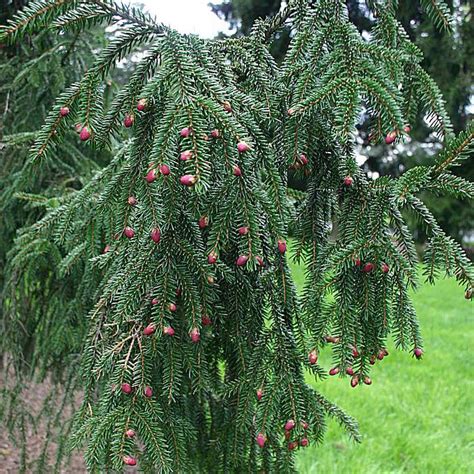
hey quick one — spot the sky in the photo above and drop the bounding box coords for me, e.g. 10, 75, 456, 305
137, 0, 229, 38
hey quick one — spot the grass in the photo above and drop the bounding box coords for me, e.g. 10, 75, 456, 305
287, 257, 474, 473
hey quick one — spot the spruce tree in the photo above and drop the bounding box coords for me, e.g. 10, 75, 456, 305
1, 0, 473, 472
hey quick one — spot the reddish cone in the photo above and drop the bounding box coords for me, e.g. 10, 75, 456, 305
363, 376, 372, 386
146, 168, 156, 183
346, 367, 354, 376
159, 164, 170, 176
168, 303, 177, 312
124, 114, 134, 128
256, 433, 266, 448
238, 226, 249, 236
180, 127, 191, 137
211, 129, 220, 138
301, 420, 309, 430
351, 375, 359, 388
363, 262, 374, 273
190, 327, 200, 343
284, 419, 296, 431
369, 355, 376, 365
465, 288, 473, 300
180, 150, 193, 161
308, 350, 318, 365
404, 124, 411, 133
199, 216, 209, 229
121, 383, 132, 394
414, 348, 423, 359
180, 174, 197, 186
201, 315, 212, 326
125, 429, 135, 438
75, 123, 83, 133
128, 196, 137, 206
278, 239, 287, 254
150, 228, 161, 243
236, 255, 249, 266
355, 258, 361, 267
385, 131, 397, 144
223, 101, 232, 112
103, 244, 111, 254
79, 127, 91, 141
151, 298, 159, 305
144, 386, 153, 398
124, 227, 135, 239
256, 256, 264, 267
163, 326, 175, 336
60, 107, 70, 117
343, 176, 353, 187
143, 324, 156, 336
352, 347, 360, 358
123, 456, 137, 466
256, 389, 263, 401
300, 438, 309, 447
233, 165, 242, 176
288, 441, 298, 451
329, 367, 340, 376
381, 262, 389, 273
137, 98, 147, 111
237, 141, 250, 153
300, 154, 309, 165
287, 108, 295, 116
377, 350, 385, 360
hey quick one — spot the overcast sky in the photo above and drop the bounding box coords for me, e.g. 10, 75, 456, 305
137, 0, 229, 38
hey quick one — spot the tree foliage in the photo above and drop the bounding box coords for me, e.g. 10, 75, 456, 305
0, 0, 472, 472
211, 0, 474, 244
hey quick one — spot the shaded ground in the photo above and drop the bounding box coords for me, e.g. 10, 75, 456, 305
0, 373, 86, 473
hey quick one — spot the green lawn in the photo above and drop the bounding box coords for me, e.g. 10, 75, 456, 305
287, 258, 474, 473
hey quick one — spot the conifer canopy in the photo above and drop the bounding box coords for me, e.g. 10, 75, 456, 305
0, 0, 472, 472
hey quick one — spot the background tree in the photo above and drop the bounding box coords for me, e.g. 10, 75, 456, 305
210, 0, 289, 60
0, 3, 113, 468
0, 0, 473, 472
0, 0, 111, 279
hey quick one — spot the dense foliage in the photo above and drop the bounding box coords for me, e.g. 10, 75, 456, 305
211, 0, 474, 244
0, 0, 473, 472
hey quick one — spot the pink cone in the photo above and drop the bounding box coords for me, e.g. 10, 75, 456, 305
180, 174, 197, 186
124, 114, 134, 128
343, 176, 353, 186
190, 327, 200, 343
236, 255, 249, 266
143, 324, 156, 336
180, 150, 193, 161
180, 127, 191, 137
146, 169, 156, 183
123, 227, 135, 239
144, 386, 153, 398
237, 141, 250, 153
159, 164, 170, 176
79, 127, 91, 141
150, 228, 161, 243
256, 433, 266, 448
